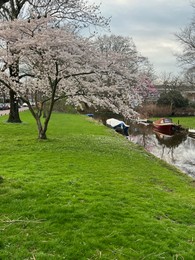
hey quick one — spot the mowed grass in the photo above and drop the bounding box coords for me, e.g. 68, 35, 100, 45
0, 112, 195, 259
172, 116, 195, 129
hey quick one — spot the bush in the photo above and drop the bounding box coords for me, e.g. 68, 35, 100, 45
157, 90, 189, 108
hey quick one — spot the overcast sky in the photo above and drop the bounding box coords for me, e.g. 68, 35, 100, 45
89, 0, 194, 76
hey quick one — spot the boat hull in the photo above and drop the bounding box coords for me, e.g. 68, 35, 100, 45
153, 124, 175, 135
153, 118, 177, 135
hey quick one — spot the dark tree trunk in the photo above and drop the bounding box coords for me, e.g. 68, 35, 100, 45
7, 89, 22, 123
7, 60, 22, 123
38, 130, 47, 140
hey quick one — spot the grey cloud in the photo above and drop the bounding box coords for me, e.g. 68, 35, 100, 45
89, 0, 194, 74
98, 0, 193, 72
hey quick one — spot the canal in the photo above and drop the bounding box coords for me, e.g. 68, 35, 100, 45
127, 122, 195, 178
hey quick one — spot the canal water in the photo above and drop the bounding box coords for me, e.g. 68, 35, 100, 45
127, 122, 195, 179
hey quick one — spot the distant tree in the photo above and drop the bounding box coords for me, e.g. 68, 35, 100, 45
95, 35, 156, 105
95, 35, 154, 75
159, 72, 185, 92
157, 90, 189, 110
95, 35, 139, 72
175, 4, 195, 87
0, 0, 110, 27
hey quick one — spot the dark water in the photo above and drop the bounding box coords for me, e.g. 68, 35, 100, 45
127, 122, 195, 179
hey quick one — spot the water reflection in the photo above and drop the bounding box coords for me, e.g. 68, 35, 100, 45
154, 131, 187, 162
127, 122, 195, 178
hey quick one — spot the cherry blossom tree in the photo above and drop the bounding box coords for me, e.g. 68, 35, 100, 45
0, 0, 110, 28
0, 18, 155, 139
94, 35, 156, 107
0, 0, 110, 123
95, 35, 154, 75
95, 35, 139, 73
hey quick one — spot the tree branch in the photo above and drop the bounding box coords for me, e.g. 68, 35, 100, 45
0, 0, 9, 8
64, 70, 94, 79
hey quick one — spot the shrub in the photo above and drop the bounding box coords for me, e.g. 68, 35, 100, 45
157, 90, 189, 108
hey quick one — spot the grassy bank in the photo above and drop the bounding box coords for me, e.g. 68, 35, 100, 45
0, 112, 195, 259
172, 116, 195, 129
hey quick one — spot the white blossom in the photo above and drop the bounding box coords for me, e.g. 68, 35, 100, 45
0, 17, 155, 138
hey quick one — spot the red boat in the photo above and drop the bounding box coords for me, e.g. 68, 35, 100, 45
153, 118, 178, 135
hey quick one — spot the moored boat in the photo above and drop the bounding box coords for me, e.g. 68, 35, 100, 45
153, 118, 179, 135
106, 118, 129, 136
188, 129, 195, 139
136, 118, 153, 126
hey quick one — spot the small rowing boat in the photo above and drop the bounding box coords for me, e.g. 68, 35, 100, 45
153, 118, 179, 135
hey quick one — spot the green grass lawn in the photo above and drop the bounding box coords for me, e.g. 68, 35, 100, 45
0, 112, 195, 259
172, 116, 195, 129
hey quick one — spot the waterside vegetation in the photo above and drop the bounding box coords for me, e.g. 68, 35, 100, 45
0, 112, 195, 259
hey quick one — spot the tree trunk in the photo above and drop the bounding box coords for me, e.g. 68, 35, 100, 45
38, 130, 47, 140
7, 89, 22, 123
7, 60, 22, 123
35, 115, 47, 140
